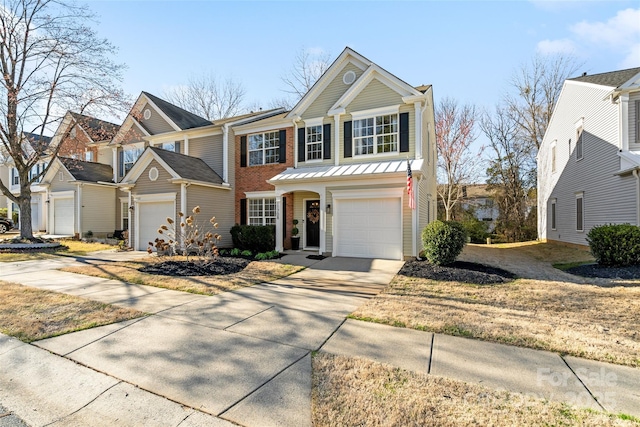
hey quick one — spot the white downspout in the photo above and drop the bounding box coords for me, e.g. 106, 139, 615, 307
184, 135, 190, 156
112, 147, 118, 182
76, 184, 82, 237
222, 124, 229, 182
634, 169, 640, 226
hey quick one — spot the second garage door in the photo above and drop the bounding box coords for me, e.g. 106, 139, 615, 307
137, 201, 174, 251
53, 198, 74, 235
334, 197, 402, 260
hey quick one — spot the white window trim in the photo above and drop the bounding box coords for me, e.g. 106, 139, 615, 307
576, 192, 584, 232
352, 113, 399, 157
305, 124, 323, 162
120, 198, 129, 230
551, 140, 557, 173
350, 105, 400, 121
550, 198, 557, 231
248, 131, 280, 166
247, 197, 277, 226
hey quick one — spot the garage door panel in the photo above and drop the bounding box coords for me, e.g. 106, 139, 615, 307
54, 198, 74, 235
335, 197, 402, 260
138, 201, 174, 251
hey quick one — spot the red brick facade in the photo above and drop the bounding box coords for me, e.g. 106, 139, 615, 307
234, 127, 295, 249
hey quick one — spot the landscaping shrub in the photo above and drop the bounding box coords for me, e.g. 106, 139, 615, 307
421, 220, 467, 266
586, 223, 640, 267
230, 224, 276, 252
461, 217, 489, 244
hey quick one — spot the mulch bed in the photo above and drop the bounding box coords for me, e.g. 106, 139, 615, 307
139, 257, 250, 276
565, 263, 640, 280
399, 259, 517, 285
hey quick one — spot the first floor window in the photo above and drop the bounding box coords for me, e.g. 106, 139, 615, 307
248, 198, 276, 225
249, 131, 279, 165
353, 114, 398, 156
306, 125, 323, 160
550, 199, 557, 230
121, 202, 129, 230
576, 193, 583, 231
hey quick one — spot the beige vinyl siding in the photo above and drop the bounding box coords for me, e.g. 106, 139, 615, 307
131, 160, 180, 248
630, 92, 640, 150
115, 188, 128, 230
81, 186, 116, 234
539, 82, 637, 245
302, 63, 364, 120
188, 134, 224, 176
417, 176, 433, 254
402, 188, 412, 257
338, 104, 415, 164
141, 104, 175, 134
346, 79, 404, 113
49, 166, 77, 192
186, 185, 235, 248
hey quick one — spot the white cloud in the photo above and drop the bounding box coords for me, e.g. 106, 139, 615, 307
536, 38, 577, 55
538, 8, 640, 68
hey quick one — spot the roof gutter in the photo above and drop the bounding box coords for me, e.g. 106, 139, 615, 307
169, 178, 231, 190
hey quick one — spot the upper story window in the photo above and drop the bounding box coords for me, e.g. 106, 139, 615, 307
576, 192, 584, 232
155, 141, 181, 153
353, 114, 398, 156
120, 146, 144, 177
306, 125, 323, 161
248, 198, 276, 225
551, 141, 557, 173
575, 121, 584, 161
11, 168, 19, 186
249, 131, 279, 166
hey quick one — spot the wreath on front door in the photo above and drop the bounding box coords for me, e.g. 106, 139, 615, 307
307, 208, 320, 224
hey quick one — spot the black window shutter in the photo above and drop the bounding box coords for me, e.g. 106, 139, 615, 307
174, 141, 181, 153
282, 196, 287, 240
118, 150, 124, 177
297, 127, 306, 162
279, 129, 287, 163
240, 136, 247, 167
399, 112, 409, 153
323, 123, 331, 160
344, 121, 352, 158
240, 199, 247, 225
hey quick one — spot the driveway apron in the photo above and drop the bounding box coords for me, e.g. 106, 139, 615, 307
10, 253, 404, 426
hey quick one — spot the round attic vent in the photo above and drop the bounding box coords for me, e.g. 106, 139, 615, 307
148, 167, 159, 181
143, 109, 151, 120
343, 70, 356, 85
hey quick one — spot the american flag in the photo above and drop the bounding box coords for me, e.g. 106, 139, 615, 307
407, 159, 415, 210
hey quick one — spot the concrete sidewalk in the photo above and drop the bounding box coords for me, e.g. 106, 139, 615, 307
0, 250, 638, 425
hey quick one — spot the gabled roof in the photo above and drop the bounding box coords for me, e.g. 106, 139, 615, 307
142, 92, 211, 130
23, 132, 52, 150
569, 67, 640, 88
149, 147, 223, 184
70, 112, 120, 142
58, 157, 114, 183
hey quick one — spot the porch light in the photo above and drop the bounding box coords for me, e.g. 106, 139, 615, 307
326, 204, 331, 215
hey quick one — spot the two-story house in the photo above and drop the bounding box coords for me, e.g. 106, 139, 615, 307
538, 67, 640, 246
236, 48, 437, 260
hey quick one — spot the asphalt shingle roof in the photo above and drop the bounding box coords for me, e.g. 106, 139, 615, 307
142, 92, 212, 130
569, 67, 640, 88
70, 112, 119, 142
59, 157, 113, 183
150, 147, 223, 184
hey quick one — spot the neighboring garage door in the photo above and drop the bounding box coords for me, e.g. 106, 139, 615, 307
137, 201, 174, 251
53, 198, 74, 235
335, 198, 402, 260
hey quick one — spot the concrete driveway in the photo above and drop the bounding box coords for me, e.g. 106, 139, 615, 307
4, 253, 403, 426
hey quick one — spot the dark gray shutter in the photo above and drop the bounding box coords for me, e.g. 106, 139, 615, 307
118, 150, 124, 177
344, 121, 352, 158
174, 141, 181, 153
240, 136, 247, 167
298, 127, 306, 162
279, 129, 286, 163
399, 112, 409, 153
323, 123, 331, 160
282, 196, 287, 239
240, 199, 247, 225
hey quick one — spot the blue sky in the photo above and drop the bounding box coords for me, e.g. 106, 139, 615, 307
88, 0, 639, 116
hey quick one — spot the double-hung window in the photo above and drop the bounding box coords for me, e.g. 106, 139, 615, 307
576, 193, 584, 232
306, 125, 323, 161
550, 199, 557, 230
353, 114, 398, 156
155, 141, 181, 153
11, 168, 19, 186
248, 198, 276, 225
121, 146, 144, 176
575, 124, 584, 160
249, 131, 279, 166
121, 201, 129, 230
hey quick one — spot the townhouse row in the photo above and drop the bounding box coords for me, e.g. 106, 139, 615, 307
3, 47, 438, 260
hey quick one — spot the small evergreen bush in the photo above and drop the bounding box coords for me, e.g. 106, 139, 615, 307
586, 223, 640, 267
421, 220, 467, 265
230, 224, 276, 252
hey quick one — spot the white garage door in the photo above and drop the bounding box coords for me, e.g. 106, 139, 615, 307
335, 198, 402, 260
53, 198, 74, 235
137, 201, 174, 251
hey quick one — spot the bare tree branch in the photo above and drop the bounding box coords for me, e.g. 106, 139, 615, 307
281, 47, 331, 100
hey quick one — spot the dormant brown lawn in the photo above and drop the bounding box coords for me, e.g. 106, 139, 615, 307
0, 281, 144, 342
312, 353, 638, 426
0, 240, 118, 262
61, 257, 303, 296
352, 242, 640, 367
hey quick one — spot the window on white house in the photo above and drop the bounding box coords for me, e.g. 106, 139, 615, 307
576, 193, 584, 231
576, 126, 583, 160
306, 125, 323, 161
248, 198, 276, 225
121, 202, 129, 230
249, 132, 279, 166
353, 114, 398, 156
551, 199, 557, 230
551, 142, 556, 173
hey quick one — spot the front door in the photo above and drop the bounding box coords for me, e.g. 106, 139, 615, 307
305, 200, 320, 247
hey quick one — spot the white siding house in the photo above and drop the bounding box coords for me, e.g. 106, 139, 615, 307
538, 67, 640, 246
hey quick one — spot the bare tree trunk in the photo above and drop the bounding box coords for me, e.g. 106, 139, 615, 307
18, 183, 33, 239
